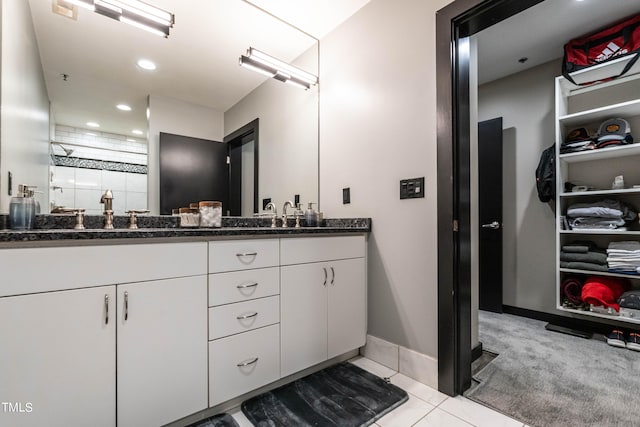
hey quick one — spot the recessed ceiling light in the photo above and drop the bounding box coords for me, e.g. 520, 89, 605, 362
86, 122, 100, 128
132, 129, 144, 135
127, 138, 136, 142
117, 104, 132, 111
137, 59, 156, 71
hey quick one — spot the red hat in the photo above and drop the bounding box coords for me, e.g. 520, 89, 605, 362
581, 276, 629, 311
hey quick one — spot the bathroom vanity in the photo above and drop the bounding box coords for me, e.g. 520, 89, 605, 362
0, 219, 369, 427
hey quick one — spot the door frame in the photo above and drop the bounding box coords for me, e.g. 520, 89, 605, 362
224, 118, 260, 215
436, 0, 545, 396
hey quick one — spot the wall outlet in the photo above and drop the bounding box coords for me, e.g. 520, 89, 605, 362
400, 177, 425, 199
262, 197, 271, 210
343, 187, 350, 204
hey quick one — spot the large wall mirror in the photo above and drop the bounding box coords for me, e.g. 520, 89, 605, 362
1, 0, 318, 216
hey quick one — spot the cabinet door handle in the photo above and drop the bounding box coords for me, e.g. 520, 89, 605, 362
323, 267, 328, 286
104, 294, 109, 325
237, 281, 259, 289
124, 291, 129, 321
236, 252, 257, 257
237, 357, 259, 367
330, 267, 335, 285
237, 311, 258, 320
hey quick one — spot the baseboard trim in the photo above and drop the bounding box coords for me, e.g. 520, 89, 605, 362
502, 305, 612, 335
471, 342, 483, 362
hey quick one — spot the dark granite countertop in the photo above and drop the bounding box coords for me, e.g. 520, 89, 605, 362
0, 215, 370, 246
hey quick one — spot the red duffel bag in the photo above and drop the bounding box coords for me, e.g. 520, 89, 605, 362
562, 14, 640, 85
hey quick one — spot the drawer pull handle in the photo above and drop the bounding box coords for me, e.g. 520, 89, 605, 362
237, 311, 258, 320
237, 281, 259, 289
237, 357, 259, 367
124, 291, 129, 321
236, 252, 258, 257
104, 294, 109, 325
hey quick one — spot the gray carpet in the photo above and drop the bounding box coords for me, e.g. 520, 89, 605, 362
465, 311, 640, 427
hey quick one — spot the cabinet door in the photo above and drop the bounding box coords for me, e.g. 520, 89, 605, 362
328, 258, 367, 359
0, 286, 116, 427
280, 262, 328, 377
117, 276, 207, 427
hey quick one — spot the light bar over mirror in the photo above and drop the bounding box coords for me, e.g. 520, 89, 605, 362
65, 0, 174, 37
239, 47, 319, 90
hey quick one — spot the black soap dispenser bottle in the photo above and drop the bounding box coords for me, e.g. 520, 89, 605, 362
9, 184, 37, 230
305, 202, 317, 227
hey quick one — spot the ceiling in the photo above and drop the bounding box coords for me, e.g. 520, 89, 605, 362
476, 0, 640, 85
28, 0, 370, 139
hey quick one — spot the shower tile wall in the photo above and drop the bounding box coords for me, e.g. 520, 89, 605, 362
50, 126, 147, 214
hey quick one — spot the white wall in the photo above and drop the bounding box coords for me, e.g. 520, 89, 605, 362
225, 47, 319, 213
0, 0, 50, 212
478, 59, 558, 314
320, 0, 453, 358
147, 95, 224, 215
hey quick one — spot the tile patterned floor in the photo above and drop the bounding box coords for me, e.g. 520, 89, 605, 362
225, 356, 527, 427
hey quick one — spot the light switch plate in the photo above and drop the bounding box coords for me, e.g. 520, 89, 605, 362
400, 177, 425, 199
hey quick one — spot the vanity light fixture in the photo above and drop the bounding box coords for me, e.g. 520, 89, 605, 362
65, 0, 174, 38
239, 47, 318, 90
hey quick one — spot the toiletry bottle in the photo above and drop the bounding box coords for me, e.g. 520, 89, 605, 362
9, 184, 36, 230
305, 202, 317, 227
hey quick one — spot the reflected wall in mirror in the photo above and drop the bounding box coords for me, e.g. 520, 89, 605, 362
0, 0, 318, 216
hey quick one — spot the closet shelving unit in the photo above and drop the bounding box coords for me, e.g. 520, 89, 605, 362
555, 65, 640, 324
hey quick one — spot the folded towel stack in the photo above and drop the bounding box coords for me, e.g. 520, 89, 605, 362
566, 199, 637, 230
607, 241, 640, 274
560, 241, 608, 272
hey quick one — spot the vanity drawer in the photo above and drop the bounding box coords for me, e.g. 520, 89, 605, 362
280, 235, 365, 265
208, 267, 279, 307
208, 239, 279, 273
208, 295, 279, 340
209, 324, 280, 407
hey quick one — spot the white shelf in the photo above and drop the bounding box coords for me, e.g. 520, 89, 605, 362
566, 53, 640, 86
559, 143, 640, 163
558, 57, 640, 96
556, 306, 640, 324
558, 99, 640, 128
560, 230, 640, 235
560, 188, 640, 197
560, 268, 640, 280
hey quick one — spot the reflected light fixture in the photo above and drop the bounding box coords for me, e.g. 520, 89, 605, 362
65, 0, 174, 38
239, 47, 318, 90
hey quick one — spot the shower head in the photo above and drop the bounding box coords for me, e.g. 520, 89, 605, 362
52, 142, 74, 157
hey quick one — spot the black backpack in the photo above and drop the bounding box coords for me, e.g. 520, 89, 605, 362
535, 144, 555, 203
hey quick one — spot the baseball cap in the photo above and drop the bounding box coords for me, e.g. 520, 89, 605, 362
597, 118, 632, 143
565, 127, 594, 144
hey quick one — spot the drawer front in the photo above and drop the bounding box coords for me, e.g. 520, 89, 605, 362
209, 296, 279, 340
280, 235, 366, 265
209, 324, 280, 407
209, 239, 279, 273
208, 267, 279, 307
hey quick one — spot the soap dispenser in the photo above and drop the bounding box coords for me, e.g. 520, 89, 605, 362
9, 184, 37, 230
305, 202, 317, 227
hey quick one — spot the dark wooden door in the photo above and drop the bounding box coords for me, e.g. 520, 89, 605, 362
159, 133, 228, 215
478, 118, 503, 313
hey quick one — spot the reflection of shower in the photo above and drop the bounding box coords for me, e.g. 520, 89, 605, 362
52, 142, 74, 156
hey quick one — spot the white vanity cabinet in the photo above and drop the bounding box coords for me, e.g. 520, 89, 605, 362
0, 286, 116, 427
207, 239, 281, 407
280, 236, 366, 377
0, 242, 208, 427
117, 275, 207, 427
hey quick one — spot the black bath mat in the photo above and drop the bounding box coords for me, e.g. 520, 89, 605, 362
185, 413, 239, 427
241, 361, 408, 426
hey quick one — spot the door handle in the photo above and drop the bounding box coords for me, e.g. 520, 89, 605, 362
481, 221, 500, 229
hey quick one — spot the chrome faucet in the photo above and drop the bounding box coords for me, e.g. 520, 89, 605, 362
282, 200, 295, 228
100, 189, 114, 229
265, 202, 278, 228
